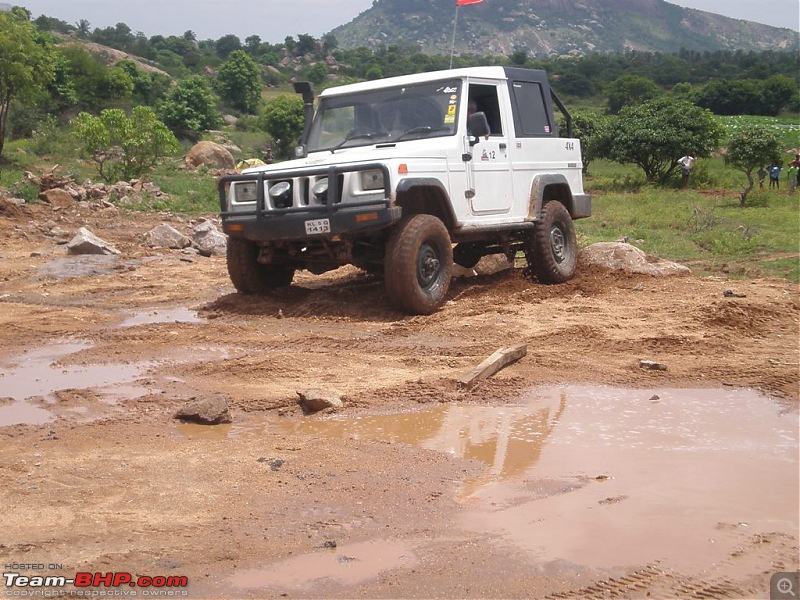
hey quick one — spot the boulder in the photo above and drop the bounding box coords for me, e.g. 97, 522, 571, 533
39, 188, 75, 208
580, 242, 691, 276
184, 141, 235, 169
296, 389, 344, 414
142, 224, 192, 249
174, 394, 232, 425
192, 221, 227, 257
67, 227, 120, 256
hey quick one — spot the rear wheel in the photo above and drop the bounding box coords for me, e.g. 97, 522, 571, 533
525, 201, 577, 283
384, 215, 453, 315
226, 237, 294, 294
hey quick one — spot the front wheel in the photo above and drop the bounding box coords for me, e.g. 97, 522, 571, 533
525, 201, 577, 284
384, 215, 453, 315
226, 237, 295, 294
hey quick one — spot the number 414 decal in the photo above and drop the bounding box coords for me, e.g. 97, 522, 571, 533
565, 141, 575, 151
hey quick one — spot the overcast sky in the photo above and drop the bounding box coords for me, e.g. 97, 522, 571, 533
13, 0, 800, 42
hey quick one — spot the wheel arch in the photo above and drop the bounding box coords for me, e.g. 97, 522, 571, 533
526, 174, 576, 221
395, 178, 457, 231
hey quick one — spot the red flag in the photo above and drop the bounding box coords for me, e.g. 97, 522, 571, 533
456, 0, 484, 5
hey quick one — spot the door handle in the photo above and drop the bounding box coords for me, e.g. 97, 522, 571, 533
499, 143, 507, 150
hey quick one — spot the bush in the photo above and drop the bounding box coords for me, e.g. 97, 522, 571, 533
72, 106, 179, 182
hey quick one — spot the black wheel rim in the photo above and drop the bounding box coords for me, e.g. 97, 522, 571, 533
417, 242, 441, 289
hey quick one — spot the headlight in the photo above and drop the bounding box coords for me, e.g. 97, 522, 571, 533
360, 169, 384, 191
312, 178, 329, 203
234, 182, 258, 203
268, 181, 292, 208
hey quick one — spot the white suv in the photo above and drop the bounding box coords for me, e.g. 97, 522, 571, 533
218, 66, 591, 314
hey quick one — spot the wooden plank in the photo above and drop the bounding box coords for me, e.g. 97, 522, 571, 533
458, 343, 528, 390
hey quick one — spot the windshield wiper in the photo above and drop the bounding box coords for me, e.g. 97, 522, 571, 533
393, 126, 448, 142
329, 131, 388, 153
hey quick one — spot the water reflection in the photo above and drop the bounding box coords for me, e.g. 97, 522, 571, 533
279, 392, 567, 480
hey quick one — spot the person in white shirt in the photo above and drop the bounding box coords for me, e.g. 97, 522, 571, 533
678, 153, 695, 188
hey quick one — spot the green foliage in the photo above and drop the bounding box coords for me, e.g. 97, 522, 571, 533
599, 97, 724, 184
214, 50, 261, 114
605, 74, 661, 114
694, 77, 796, 116
568, 110, 612, 174
258, 95, 304, 160
723, 125, 782, 206
159, 75, 222, 140
72, 106, 179, 183
116, 60, 171, 106
0, 11, 56, 160
216, 34, 243, 59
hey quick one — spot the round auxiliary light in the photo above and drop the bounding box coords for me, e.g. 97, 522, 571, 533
269, 181, 291, 208
313, 178, 329, 202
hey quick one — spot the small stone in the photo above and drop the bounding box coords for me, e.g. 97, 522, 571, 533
639, 360, 668, 371
174, 394, 232, 424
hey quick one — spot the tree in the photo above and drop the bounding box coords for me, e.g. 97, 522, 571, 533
0, 10, 55, 160
723, 125, 782, 206
72, 106, 179, 183
259, 95, 304, 160
159, 75, 222, 140
321, 33, 338, 54
215, 34, 242, 59
600, 97, 723, 184
76, 19, 91, 38
214, 50, 261, 114
605, 74, 662, 114
568, 110, 611, 174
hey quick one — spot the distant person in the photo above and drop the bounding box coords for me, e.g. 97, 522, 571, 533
788, 162, 799, 194
768, 163, 781, 189
678, 153, 695, 188
788, 154, 800, 191
757, 166, 767, 189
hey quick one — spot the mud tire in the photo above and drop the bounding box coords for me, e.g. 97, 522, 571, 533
384, 215, 453, 315
226, 237, 294, 294
525, 201, 577, 284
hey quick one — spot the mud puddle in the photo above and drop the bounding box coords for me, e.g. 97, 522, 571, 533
273, 385, 797, 579
233, 540, 418, 592
119, 307, 204, 327
0, 342, 154, 426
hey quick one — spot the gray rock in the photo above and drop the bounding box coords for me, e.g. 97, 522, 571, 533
192, 221, 228, 257
580, 242, 691, 276
142, 224, 192, 249
67, 227, 120, 256
296, 389, 344, 413
174, 394, 232, 425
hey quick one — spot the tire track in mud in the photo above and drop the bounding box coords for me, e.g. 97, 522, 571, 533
544, 564, 750, 600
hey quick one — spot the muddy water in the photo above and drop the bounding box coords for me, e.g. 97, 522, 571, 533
0, 342, 152, 426
119, 307, 204, 327
271, 385, 798, 579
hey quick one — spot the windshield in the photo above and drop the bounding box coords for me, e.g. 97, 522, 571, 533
307, 79, 462, 152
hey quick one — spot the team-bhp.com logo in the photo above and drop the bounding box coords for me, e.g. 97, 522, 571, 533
4, 571, 189, 596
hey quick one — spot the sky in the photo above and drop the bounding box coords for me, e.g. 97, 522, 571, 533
11, 0, 800, 43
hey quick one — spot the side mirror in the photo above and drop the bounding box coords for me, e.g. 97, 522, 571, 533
467, 111, 490, 146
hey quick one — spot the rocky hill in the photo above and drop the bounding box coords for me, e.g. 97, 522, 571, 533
330, 0, 799, 57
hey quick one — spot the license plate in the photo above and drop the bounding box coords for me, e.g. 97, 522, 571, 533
304, 218, 330, 235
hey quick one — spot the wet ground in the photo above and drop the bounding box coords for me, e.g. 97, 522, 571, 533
0, 201, 798, 599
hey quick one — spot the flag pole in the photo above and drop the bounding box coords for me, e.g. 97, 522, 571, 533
449, 5, 459, 69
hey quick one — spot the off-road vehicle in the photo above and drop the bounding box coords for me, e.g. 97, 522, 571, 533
218, 66, 591, 314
